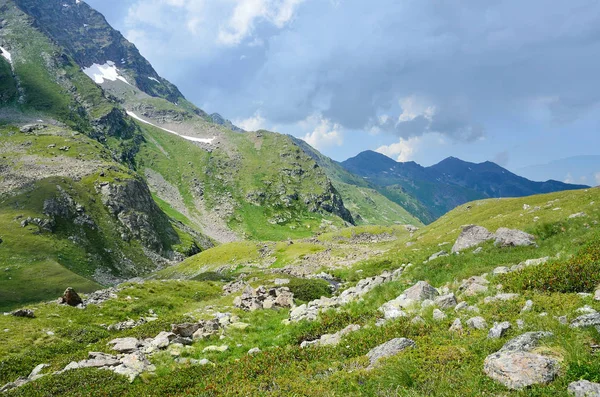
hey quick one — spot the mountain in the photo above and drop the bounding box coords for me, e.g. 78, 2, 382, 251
517, 155, 600, 186
0, 0, 362, 307
342, 151, 588, 223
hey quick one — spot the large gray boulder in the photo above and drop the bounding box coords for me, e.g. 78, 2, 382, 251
484, 332, 558, 390
494, 228, 536, 248
570, 313, 600, 328
366, 338, 416, 368
452, 225, 495, 253
568, 380, 600, 396
435, 293, 458, 309
403, 281, 439, 301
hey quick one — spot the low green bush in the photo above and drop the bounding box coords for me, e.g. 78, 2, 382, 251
191, 271, 234, 282
287, 278, 332, 302
500, 235, 600, 293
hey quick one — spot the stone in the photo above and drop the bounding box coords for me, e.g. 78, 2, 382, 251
521, 300, 533, 313
107, 337, 140, 353
228, 322, 250, 330
435, 293, 458, 309
114, 352, 155, 382
274, 278, 290, 285
175, 358, 211, 366
570, 313, 600, 328
403, 281, 439, 301
235, 286, 294, 311
452, 225, 495, 253
454, 302, 469, 312
78, 352, 120, 368
248, 347, 261, 355
569, 212, 587, 219
11, 309, 35, 318
576, 306, 597, 314
466, 317, 488, 330
151, 331, 176, 349
568, 380, 600, 396
449, 319, 463, 332
484, 351, 558, 390
458, 276, 489, 296
494, 228, 536, 248
595, 289, 600, 301
59, 287, 83, 307
427, 250, 449, 262
366, 338, 416, 368
493, 266, 510, 275
484, 293, 519, 304
433, 309, 447, 321
411, 316, 425, 325
203, 345, 228, 353
28, 364, 49, 380
500, 332, 553, 353
516, 319, 525, 329
171, 323, 200, 337
473, 247, 483, 254
488, 322, 511, 339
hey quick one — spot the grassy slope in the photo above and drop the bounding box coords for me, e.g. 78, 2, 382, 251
1, 189, 599, 396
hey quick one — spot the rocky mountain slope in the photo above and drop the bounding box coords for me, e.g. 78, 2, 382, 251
342, 150, 588, 223
1, 187, 599, 396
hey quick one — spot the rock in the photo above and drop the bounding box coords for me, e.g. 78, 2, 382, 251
113, 352, 156, 382
494, 228, 536, 248
449, 319, 463, 332
433, 309, 447, 321
454, 302, 468, 312
521, 300, 533, 313
203, 345, 228, 353
595, 289, 600, 301
556, 316, 568, 325
488, 322, 511, 339
175, 358, 211, 366
248, 347, 261, 355
435, 293, 458, 309
473, 247, 483, 254
172, 336, 193, 346
411, 316, 425, 325
516, 319, 525, 329
427, 250, 448, 262
78, 352, 120, 368
171, 323, 200, 338
28, 363, 49, 380
404, 281, 439, 301
570, 313, 600, 328
274, 278, 290, 285
222, 280, 248, 295
234, 286, 294, 311
466, 317, 488, 330
61, 362, 81, 372
568, 380, 600, 396
366, 338, 416, 368
107, 337, 140, 353
452, 225, 495, 253
20, 124, 46, 133
84, 288, 119, 305
228, 322, 250, 330
484, 351, 558, 390
493, 266, 510, 275
151, 331, 176, 349
500, 332, 553, 353
576, 306, 597, 314
303, 324, 361, 348
59, 287, 83, 307
569, 212, 587, 219
11, 309, 35, 318
458, 276, 489, 296
484, 293, 519, 304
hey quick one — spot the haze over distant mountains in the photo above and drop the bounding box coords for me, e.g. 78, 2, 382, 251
517, 156, 600, 187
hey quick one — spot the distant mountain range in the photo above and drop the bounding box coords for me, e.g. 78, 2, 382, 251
339, 151, 588, 223
517, 155, 600, 186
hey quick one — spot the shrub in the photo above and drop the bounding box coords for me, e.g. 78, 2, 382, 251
287, 278, 332, 302
192, 271, 234, 282
500, 235, 600, 293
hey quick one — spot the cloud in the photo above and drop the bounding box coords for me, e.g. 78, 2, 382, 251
302, 114, 343, 150
375, 136, 421, 163
493, 151, 510, 167
234, 111, 267, 131
596, 172, 600, 185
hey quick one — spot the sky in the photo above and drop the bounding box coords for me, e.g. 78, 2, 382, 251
86, 0, 600, 183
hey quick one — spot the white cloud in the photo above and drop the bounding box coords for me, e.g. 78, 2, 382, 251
302, 113, 343, 150
595, 172, 600, 185
234, 111, 267, 131
565, 173, 574, 184
375, 136, 421, 163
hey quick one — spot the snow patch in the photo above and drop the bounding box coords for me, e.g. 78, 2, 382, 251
148, 77, 160, 83
82, 61, 131, 85
126, 111, 215, 144
1, 47, 12, 64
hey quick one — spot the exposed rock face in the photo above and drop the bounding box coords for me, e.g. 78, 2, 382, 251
568, 380, 600, 396
404, 281, 439, 301
378, 280, 438, 320
452, 225, 495, 253
366, 338, 416, 368
59, 287, 83, 307
494, 228, 536, 248
484, 332, 558, 390
234, 286, 294, 311
222, 280, 249, 296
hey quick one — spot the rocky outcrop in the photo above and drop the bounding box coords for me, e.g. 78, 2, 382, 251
301, 324, 361, 348
452, 225, 495, 253
366, 338, 416, 369
233, 286, 294, 311
378, 280, 440, 320
570, 313, 600, 328
59, 287, 83, 307
568, 380, 600, 396
484, 332, 558, 390
494, 228, 536, 248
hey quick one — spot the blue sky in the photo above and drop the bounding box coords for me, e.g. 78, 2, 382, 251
86, 0, 600, 183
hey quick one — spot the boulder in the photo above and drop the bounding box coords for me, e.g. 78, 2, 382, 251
452, 225, 494, 253
427, 250, 448, 262
171, 323, 200, 338
366, 338, 416, 368
488, 322, 511, 339
11, 309, 35, 318
435, 293, 458, 309
234, 286, 294, 311
107, 337, 140, 353
494, 228, 536, 248
449, 319, 463, 332
404, 281, 439, 301
484, 351, 558, 390
570, 313, 600, 328
248, 347, 261, 355
59, 287, 83, 307
500, 332, 553, 353
466, 317, 488, 330
484, 293, 519, 304
458, 276, 489, 296
151, 331, 176, 349
113, 352, 155, 383
78, 352, 120, 368
433, 309, 447, 321
568, 380, 600, 396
